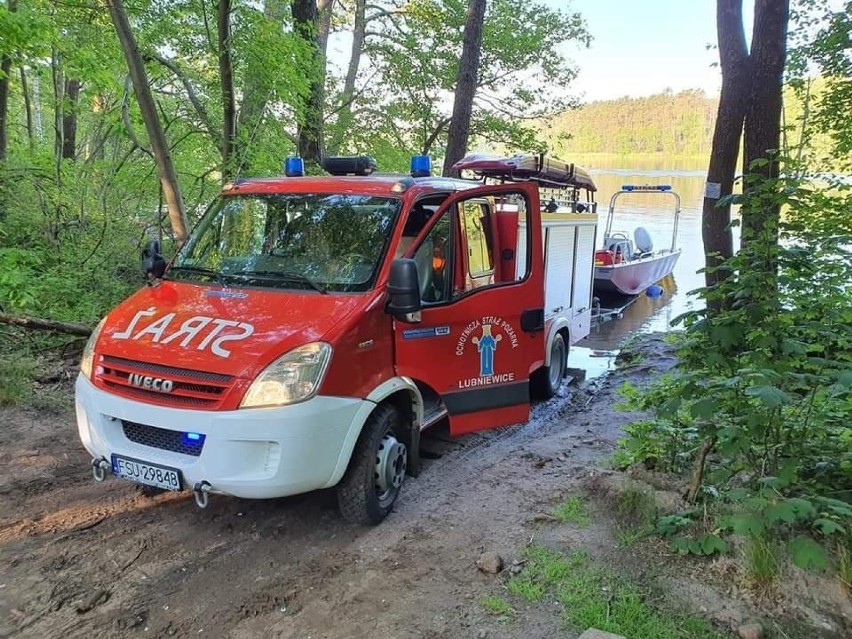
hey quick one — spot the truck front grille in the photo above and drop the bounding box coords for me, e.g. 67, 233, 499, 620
122, 420, 206, 457
97, 356, 233, 410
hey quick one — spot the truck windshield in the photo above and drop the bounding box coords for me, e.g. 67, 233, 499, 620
170, 193, 401, 293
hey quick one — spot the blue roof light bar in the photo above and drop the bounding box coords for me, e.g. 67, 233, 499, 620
621, 184, 672, 192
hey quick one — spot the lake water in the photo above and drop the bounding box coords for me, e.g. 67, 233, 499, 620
566, 160, 716, 377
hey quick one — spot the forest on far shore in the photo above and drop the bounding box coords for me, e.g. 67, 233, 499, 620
545, 82, 841, 166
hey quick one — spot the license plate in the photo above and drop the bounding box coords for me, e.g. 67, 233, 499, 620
111, 454, 183, 491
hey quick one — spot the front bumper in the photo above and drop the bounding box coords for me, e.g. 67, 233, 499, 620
75, 374, 371, 499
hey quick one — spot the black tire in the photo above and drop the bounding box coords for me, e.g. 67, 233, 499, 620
337, 404, 407, 525
532, 332, 567, 400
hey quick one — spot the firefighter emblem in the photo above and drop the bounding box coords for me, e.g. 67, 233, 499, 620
472, 324, 502, 377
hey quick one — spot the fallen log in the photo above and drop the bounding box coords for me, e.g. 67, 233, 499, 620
0, 313, 92, 337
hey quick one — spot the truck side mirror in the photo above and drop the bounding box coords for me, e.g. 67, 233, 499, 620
142, 240, 167, 281
387, 258, 422, 322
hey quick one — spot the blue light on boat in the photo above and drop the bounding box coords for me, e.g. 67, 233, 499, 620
284, 156, 305, 177
185, 432, 202, 442
411, 155, 431, 178
622, 184, 673, 192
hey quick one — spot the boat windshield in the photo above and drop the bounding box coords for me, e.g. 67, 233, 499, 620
170, 193, 401, 293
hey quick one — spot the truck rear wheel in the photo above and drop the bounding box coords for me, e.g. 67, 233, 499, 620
532, 332, 567, 400
337, 404, 407, 525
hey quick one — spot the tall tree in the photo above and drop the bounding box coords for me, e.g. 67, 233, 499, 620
291, 0, 325, 169
741, 0, 790, 244
442, 0, 486, 177
328, 0, 366, 155
20, 67, 34, 150
701, 0, 790, 312
61, 78, 80, 160
0, 0, 14, 163
106, 0, 189, 243
356, 0, 589, 167
701, 0, 750, 310
218, 0, 237, 179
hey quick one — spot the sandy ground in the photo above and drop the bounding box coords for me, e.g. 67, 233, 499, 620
1, 336, 848, 639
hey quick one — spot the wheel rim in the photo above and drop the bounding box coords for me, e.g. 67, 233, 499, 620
549, 338, 566, 389
375, 433, 407, 507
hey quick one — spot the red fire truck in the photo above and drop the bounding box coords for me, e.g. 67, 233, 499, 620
76, 153, 598, 524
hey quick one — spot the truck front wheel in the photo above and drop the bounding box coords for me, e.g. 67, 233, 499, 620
337, 404, 407, 525
532, 332, 567, 400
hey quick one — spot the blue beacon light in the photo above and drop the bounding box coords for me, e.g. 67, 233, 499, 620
410, 155, 431, 178
185, 432, 202, 442
285, 156, 305, 177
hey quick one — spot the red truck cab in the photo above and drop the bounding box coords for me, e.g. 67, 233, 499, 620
76, 154, 597, 524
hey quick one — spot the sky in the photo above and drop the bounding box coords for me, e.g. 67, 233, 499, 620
552, 0, 740, 103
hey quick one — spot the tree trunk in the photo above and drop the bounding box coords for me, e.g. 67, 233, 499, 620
0, 0, 15, 164
0, 0, 13, 222
442, 0, 487, 177
701, 0, 750, 313
106, 0, 189, 243
741, 0, 790, 245
235, 0, 286, 172
62, 78, 81, 160
291, 0, 325, 169
218, 0, 237, 179
52, 48, 64, 162
317, 0, 333, 58
328, 0, 366, 155
20, 67, 34, 150
0, 56, 10, 160
0, 313, 92, 337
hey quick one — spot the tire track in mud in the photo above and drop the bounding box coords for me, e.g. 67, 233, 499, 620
0, 489, 187, 544
404, 378, 603, 502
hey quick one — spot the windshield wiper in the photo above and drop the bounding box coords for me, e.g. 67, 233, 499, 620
167, 265, 224, 284
236, 269, 328, 294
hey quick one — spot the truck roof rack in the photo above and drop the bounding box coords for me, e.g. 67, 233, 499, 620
452, 153, 596, 192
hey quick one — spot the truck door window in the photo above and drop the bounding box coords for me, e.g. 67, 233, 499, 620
409, 190, 531, 304
412, 213, 452, 304
459, 201, 494, 291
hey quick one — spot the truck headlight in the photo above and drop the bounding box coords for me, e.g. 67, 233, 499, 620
240, 342, 332, 408
79, 318, 106, 380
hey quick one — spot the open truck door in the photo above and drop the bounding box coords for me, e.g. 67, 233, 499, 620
391, 182, 545, 436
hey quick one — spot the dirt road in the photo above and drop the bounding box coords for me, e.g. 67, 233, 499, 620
0, 338, 696, 638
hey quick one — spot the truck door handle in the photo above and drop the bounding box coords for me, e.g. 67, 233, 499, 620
520, 308, 544, 332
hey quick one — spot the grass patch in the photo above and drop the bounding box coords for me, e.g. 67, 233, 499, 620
616, 486, 657, 530
480, 595, 514, 620
743, 535, 780, 593
616, 525, 650, 547
0, 356, 37, 406
506, 577, 544, 601
552, 495, 591, 526
506, 545, 723, 639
